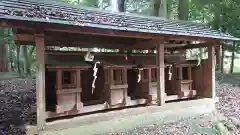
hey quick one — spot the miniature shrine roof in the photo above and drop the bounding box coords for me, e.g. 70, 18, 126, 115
0, 0, 239, 41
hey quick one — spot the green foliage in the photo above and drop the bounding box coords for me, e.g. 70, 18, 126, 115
62, 0, 99, 7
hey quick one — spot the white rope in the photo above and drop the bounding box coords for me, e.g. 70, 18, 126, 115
92, 61, 100, 94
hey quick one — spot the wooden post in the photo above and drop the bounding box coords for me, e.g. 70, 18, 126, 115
57, 70, 62, 89
188, 67, 192, 90
76, 70, 81, 88
35, 34, 45, 129
123, 68, 128, 105
147, 68, 152, 104
110, 68, 114, 85
156, 44, 165, 105
207, 46, 216, 99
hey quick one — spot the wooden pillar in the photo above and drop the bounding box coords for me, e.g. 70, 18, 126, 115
35, 34, 46, 129
188, 67, 192, 90
207, 46, 216, 99
147, 68, 152, 104
156, 44, 165, 105
56, 70, 62, 89
123, 68, 129, 105
76, 70, 81, 88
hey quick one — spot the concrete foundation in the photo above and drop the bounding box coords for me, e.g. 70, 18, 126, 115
33, 98, 215, 135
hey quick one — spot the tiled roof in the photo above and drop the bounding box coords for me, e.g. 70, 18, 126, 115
0, 0, 239, 41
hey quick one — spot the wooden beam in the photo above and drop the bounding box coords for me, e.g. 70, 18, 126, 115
13, 34, 35, 42
164, 44, 186, 48
156, 44, 165, 105
127, 39, 164, 50
35, 34, 46, 130
168, 41, 219, 50
169, 43, 207, 50
13, 33, 137, 49
12, 31, 218, 51
46, 25, 219, 42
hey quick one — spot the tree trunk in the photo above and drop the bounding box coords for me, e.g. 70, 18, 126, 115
177, 0, 189, 57
111, 0, 126, 53
21, 45, 32, 75
118, 0, 125, 12
149, 0, 167, 53
159, 0, 167, 17
152, 0, 161, 16
17, 45, 22, 75
152, 0, 168, 17
111, 0, 125, 12
230, 42, 236, 74
0, 42, 6, 72
0, 28, 8, 72
98, 0, 104, 9
178, 0, 189, 20
166, 0, 173, 19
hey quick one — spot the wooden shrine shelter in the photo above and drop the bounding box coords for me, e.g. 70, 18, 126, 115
0, 0, 239, 133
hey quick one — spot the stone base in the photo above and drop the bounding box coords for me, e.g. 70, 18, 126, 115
26, 125, 38, 135
38, 98, 215, 135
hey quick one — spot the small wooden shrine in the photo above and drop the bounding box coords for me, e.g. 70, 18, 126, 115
0, 0, 239, 132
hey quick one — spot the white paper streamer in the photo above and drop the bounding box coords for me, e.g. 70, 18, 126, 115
92, 61, 100, 94
197, 56, 201, 66
168, 65, 172, 80
85, 50, 94, 62
137, 69, 141, 83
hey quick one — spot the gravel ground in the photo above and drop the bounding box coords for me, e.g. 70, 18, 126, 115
215, 77, 240, 135
0, 74, 240, 135
0, 78, 36, 135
